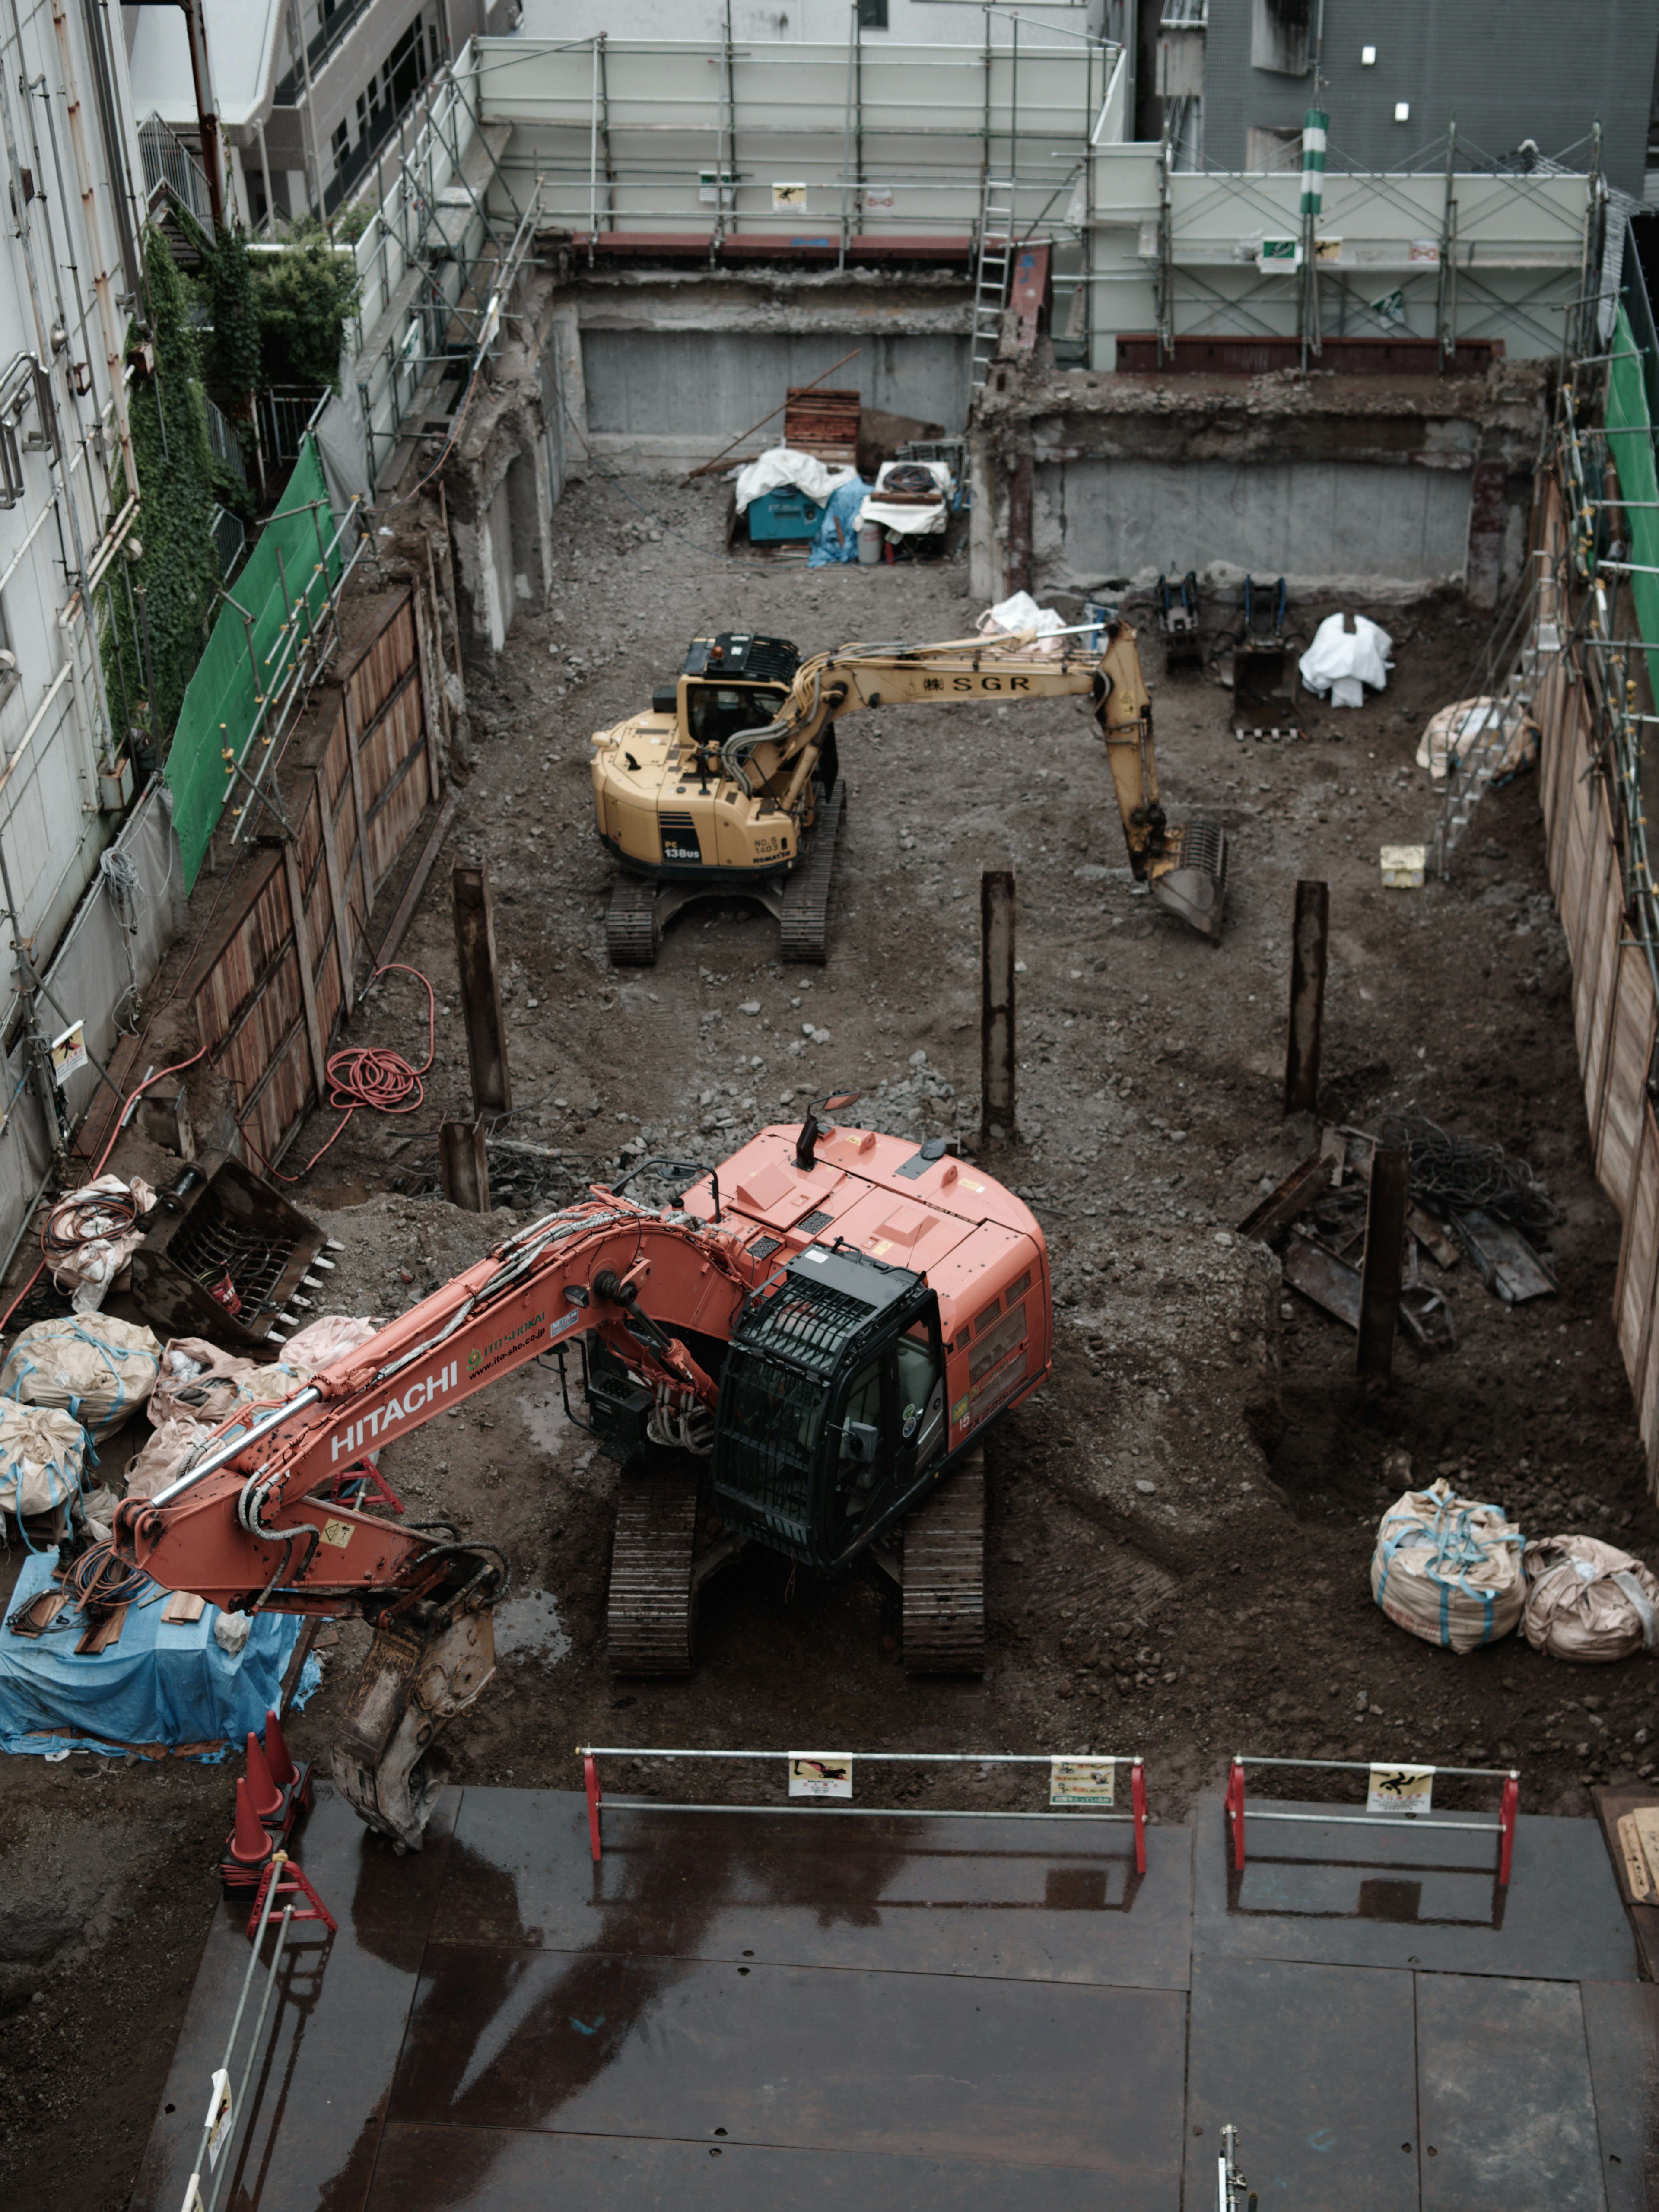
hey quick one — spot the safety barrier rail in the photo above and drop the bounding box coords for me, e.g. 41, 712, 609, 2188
579, 1745, 1148, 1871
1224, 1754, 1520, 1887
177, 1854, 335, 2212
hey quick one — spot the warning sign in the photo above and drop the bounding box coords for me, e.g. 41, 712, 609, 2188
1050, 1758, 1116, 1808
204, 2069, 234, 2170
1367, 1763, 1435, 1815
788, 1754, 852, 1799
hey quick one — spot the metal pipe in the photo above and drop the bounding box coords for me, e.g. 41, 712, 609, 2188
598, 1801, 1135, 1824
176, 0, 224, 230
83, 0, 143, 306
580, 1745, 1140, 1763
151, 1387, 324, 1507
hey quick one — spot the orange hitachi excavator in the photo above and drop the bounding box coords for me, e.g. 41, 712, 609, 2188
113, 1096, 1050, 1850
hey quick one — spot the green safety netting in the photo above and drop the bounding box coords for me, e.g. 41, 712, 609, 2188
1607, 305, 1659, 702
165, 434, 343, 889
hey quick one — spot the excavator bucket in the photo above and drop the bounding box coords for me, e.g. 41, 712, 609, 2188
1151, 821, 1229, 941
329, 1600, 496, 1850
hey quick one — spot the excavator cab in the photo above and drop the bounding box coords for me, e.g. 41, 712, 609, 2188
711, 1243, 947, 1573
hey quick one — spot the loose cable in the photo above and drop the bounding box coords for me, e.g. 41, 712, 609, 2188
243, 962, 437, 1181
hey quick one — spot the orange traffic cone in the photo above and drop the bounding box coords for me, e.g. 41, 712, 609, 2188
263, 1708, 297, 1790
227, 1777, 273, 1868
245, 1729, 284, 1823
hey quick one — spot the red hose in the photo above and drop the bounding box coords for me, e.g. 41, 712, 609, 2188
250, 963, 436, 1181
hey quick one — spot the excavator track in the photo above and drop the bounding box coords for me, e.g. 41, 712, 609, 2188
901, 1448, 985, 1675
607, 1467, 700, 1674
779, 778, 846, 964
606, 874, 662, 966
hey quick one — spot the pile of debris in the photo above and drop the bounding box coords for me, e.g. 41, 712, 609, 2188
1242, 1111, 1559, 1346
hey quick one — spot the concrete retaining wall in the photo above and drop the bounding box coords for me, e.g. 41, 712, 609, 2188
1037, 456, 1476, 594
580, 330, 971, 468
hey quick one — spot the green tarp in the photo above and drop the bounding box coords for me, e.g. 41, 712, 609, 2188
164, 435, 342, 889
1606, 305, 1659, 701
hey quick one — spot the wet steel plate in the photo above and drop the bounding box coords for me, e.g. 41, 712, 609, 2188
1416, 1974, 1603, 2210
389, 1945, 1186, 2179
1184, 1956, 1420, 2212
365, 2124, 1133, 2209
431, 1786, 1193, 1990
1192, 1794, 1636, 1983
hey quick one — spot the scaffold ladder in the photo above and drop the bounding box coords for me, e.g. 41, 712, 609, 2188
1431, 562, 1548, 876
971, 180, 1016, 390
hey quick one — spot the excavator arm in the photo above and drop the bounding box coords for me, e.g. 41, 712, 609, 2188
715, 619, 1226, 937
111, 1198, 757, 1847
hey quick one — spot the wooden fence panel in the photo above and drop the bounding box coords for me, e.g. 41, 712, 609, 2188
1600, 945, 1657, 1213
186, 582, 442, 1170
1534, 483, 1659, 1494
1580, 825, 1621, 1129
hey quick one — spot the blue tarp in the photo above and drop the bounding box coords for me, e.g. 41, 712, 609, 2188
0, 1550, 321, 1760
807, 475, 874, 567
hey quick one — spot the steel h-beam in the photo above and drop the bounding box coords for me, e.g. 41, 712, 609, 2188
451, 862, 511, 1116
439, 1114, 490, 1211
1283, 879, 1329, 1116
1357, 1146, 1411, 1379
980, 868, 1016, 1144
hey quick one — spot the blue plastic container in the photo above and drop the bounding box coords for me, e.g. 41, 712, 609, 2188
747, 487, 825, 541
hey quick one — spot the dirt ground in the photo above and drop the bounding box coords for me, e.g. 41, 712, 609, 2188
4, 476, 1658, 2211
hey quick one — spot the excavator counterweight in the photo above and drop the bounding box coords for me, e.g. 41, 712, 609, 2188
590, 620, 1228, 963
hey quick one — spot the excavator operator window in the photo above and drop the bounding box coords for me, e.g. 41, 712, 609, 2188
687, 683, 787, 751
897, 1322, 943, 1459
836, 1356, 884, 1518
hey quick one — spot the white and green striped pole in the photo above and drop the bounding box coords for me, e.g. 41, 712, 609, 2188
1300, 107, 1328, 219
1300, 106, 1328, 365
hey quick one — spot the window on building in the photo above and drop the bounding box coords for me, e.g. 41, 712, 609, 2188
1250, 0, 1312, 76
386, 19, 426, 108
330, 119, 350, 170
1246, 124, 1303, 172
857, 0, 889, 26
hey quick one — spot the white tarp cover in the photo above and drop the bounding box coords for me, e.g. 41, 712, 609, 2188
734, 448, 859, 515
976, 591, 1068, 658
1299, 611, 1394, 708
857, 458, 953, 538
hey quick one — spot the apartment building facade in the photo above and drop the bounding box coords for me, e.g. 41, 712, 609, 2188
123, 0, 517, 229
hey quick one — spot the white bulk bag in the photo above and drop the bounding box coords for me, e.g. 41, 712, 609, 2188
0, 1313, 161, 1440
0, 1401, 86, 1531
1371, 1478, 1524, 1653
1523, 1535, 1659, 1662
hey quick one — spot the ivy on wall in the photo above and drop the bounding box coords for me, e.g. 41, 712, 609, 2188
103, 229, 220, 751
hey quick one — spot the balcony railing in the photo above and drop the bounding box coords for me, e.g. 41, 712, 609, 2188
211, 503, 247, 582
140, 113, 213, 225
273, 0, 377, 108
203, 395, 248, 486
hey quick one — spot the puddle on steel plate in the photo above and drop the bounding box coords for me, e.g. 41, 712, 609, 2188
491, 1588, 572, 1666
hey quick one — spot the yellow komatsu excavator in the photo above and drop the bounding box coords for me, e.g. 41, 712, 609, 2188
590, 620, 1227, 964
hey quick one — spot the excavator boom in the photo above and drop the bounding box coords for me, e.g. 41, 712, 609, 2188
592, 618, 1227, 960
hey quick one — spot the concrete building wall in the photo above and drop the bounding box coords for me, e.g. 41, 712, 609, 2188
581, 329, 970, 464
1201, 0, 1659, 199
1034, 455, 1475, 594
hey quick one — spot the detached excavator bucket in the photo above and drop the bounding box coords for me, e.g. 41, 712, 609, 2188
1152, 820, 1229, 941
329, 1599, 497, 1850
